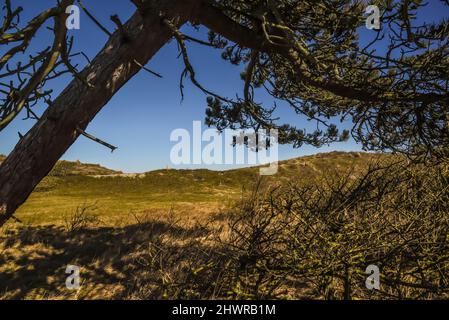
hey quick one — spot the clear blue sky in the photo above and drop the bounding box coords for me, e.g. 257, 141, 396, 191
1, 1, 447, 173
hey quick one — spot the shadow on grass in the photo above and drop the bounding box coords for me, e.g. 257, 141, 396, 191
0, 221, 215, 299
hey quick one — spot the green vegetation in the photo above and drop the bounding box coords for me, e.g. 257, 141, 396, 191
50, 160, 122, 177
13, 152, 385, 225
2, 153, 448, 300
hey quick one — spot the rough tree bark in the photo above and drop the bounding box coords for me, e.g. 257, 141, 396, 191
0, 0, 203, 226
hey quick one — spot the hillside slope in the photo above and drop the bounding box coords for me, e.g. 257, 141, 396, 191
50, 160, 122, 176
11, 152, 388, 224
0, 154, 121, 176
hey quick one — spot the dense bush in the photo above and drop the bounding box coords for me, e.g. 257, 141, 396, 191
4, 158, 447, 300
220, 159, 449, 299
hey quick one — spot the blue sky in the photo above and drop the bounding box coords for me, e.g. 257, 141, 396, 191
0, 1, 448, 173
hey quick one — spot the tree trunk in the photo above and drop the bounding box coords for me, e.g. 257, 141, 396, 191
0, 0, 199, 226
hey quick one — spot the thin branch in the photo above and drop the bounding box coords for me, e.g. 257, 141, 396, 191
133, 59, 162, 78
76, 126, 117, 152
77, 0, 112, 37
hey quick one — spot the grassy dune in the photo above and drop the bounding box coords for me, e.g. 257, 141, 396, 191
8, 151, 385, 225
1, 151, 396, 299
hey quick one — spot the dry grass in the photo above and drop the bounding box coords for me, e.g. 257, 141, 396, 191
0, 201, 308, 300
0, 211, 217, 299
2, 152, 446, 300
